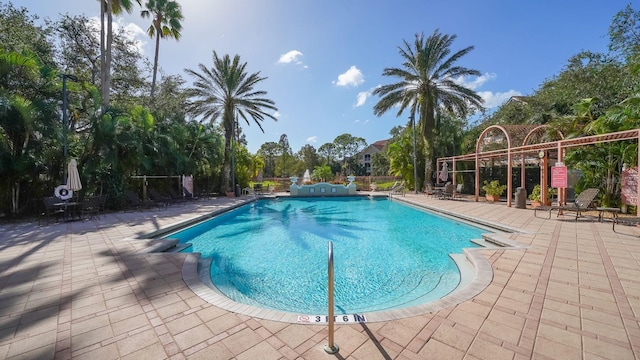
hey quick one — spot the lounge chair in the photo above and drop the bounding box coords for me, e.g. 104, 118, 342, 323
613, 216, 640, 233
149, 188, 171, 207
167, 188, 186, 203
534, 188, 600, 220
125, 190, 156, 210
183, 187, 198, 200
389, 181, 405, 196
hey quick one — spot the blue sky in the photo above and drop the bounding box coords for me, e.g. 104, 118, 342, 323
17, 0, 632, 153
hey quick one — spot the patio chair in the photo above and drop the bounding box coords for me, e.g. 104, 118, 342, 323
534, 188, 600, 220
453, 183, 463, 199
40, 196, 65, 225
81, 195, 101, 220
98, 194, 107, 212
438, 183, 454, 200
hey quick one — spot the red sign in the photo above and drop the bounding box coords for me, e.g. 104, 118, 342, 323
621, 167, 638, 206
551, 165, 567, 188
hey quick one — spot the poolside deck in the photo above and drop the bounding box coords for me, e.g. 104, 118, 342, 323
1, 193, 639, 359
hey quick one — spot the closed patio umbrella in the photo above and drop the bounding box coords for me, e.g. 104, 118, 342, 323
66, 158, 82, 192
303, 169, 311, 184
439, 162, 448, 182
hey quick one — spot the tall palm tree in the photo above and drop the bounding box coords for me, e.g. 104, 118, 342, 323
373, 29, 484, 186
99, 0, 140, 110
140, 0, 183, 100
185, 51, 278, 194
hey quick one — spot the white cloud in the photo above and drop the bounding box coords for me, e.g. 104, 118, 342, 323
452, 72, 521, 109
306, 136, 318, 143
355, 85, 382, 108
355, 91, 369, 107
89, 16, 147, 55
122, 21, 147, 54
278, 50, 307, 68
273, 111, 281, 118
453, 72, 496, 90
477, 90, 522, 108
354, 119, 370, 125
334, 66, 364, 87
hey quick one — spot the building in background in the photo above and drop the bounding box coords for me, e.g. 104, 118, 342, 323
358, 140, 388, 174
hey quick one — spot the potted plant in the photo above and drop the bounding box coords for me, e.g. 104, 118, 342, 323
482, 180, 507, 202
528, 184, 555, 207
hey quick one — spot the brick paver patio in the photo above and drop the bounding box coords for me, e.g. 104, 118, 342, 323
1, 193, 639, 359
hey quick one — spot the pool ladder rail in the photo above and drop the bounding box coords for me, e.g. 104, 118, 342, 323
324, 241, 339, 354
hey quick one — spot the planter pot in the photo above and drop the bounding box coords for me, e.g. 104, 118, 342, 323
485, 194, 500, 202
226, 191, 235, 198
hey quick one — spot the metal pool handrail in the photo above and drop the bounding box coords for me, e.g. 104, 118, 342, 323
324, 241, 339, 354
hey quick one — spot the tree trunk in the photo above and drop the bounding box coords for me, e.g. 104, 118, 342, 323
151, 29, 160, 100
221, 120, 233, 194
103, 0, 113, 109
420, 103, 437, 186
11, 182, 19, 215
100, 0, 106, 111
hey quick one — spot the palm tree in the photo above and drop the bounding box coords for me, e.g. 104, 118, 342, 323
185, 51, 278, 194
99, 0, 140, 110
373, 29, 484, 186
140, 0, 183, 100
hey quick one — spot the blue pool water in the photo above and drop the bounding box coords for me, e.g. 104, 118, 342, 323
169, 197, 483, 314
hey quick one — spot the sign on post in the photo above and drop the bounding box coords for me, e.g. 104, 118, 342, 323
621, 166, 638, 206
551, 164, 567, 188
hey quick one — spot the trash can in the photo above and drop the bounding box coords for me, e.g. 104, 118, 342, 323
514, 187, 527, 209
235, 184, 240, 197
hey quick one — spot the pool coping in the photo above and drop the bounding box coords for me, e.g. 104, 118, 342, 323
175, 195, 529, 323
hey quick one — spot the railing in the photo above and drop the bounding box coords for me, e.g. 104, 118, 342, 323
324, 241, 339, 354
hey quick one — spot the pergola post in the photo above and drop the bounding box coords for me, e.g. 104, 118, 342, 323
452, 160, 457, 193
474, 153, 479, 202
507, 151, 513, 207
521, 152, 526, 188
557, 142, 564, 205
541, 152, 548, 205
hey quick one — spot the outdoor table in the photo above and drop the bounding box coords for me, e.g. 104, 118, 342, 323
596, 207, 620, 222
54, 201, 80, 221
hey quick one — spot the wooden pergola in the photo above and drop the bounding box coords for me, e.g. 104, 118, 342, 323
437, 127, 640, 207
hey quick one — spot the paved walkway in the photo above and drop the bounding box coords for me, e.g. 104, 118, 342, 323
1, 194, 639, 359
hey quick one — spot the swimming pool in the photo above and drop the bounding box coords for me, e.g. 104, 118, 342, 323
168, 197, 486, 315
